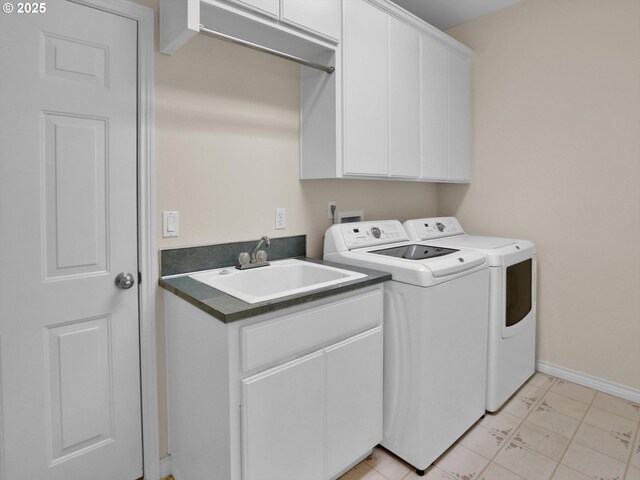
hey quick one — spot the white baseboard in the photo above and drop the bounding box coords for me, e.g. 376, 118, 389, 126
159, 456, 172, 479
536, 360, 640, 404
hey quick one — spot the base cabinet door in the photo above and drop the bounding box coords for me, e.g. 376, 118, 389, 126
241, 351, 325, 480
326, 327, 384, 478
240, 326, 384, 480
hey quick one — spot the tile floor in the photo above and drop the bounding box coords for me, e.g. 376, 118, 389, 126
340, 373, 640, 480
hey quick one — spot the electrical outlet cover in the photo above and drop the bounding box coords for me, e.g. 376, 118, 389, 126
327, 202, 336, 219
275, 208, 286, 230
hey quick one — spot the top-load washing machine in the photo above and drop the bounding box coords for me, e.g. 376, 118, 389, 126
404, 217, 536, 412
324, 220, 489, 475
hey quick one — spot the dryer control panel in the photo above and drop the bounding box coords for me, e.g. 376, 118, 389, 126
404, 217, 465, 241
339, 220, 409, 250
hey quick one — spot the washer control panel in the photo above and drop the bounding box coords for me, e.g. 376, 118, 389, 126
404, 217, 465, 240
340, 221, 408, 249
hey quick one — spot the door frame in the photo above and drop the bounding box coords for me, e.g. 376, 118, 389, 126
68, 0, 159, 478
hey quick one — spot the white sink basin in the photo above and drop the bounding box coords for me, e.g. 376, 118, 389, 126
189, 258, 367, 304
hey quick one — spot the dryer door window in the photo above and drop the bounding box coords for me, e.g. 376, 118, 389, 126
505, 258, 532, 328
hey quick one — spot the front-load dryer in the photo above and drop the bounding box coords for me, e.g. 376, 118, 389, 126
404, 217, 536, 412
324, 220, 490, 475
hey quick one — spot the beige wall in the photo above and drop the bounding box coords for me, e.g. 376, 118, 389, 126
441, 0, 640, 389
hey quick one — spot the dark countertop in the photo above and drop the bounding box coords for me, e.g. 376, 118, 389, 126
159, 257, 390, 323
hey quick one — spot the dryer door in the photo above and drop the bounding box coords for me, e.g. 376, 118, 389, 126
501, 247, 536, 339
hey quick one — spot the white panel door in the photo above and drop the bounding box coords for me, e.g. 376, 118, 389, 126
0, 1, 142, 479
342, 0, 389, 176
325, 327, 383, 479
388, 17, 420, 178
241, 352, 324, 480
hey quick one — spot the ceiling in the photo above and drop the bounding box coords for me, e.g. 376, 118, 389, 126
391, 0, 523, 30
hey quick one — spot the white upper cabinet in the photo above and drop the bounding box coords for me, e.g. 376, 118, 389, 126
420, 35, 471, 182
160, 0, 340, 58
233, 0, 279, 18
342, 0, 388, 176
448, 48, 471, 181
388, 16, 421, 178
232, 0, 341, 41
281, 0, 341, 41
300, 0, 472, 183
420, 35, 450, 180
342, 1, 422, 178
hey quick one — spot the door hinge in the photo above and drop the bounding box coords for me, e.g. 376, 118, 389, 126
138, 271, 142, 285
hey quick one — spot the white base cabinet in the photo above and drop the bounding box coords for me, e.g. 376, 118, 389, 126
165, 285, 384, 480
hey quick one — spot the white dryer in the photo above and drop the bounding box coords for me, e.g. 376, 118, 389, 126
324, 220, 489, 474
404, 217, 536, 412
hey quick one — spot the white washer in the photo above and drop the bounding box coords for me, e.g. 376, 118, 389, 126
404, 217, 537, 412
324, 220, 490, 474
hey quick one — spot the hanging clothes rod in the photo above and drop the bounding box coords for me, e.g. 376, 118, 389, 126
199, 25, 335, 74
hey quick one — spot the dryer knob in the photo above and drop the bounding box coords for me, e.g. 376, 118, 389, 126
371, 227, 381, 239
436, 222, 446, 232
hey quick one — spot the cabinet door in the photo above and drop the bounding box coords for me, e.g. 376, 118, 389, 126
241, 352, 324, 480
343, 0, 388, 176
281, 0, 341, 41
448, 49, 471, 181
388, 17, 420, 178
420, 35, 449, 180
326, 327, 384, 478
233, 0, 279, 18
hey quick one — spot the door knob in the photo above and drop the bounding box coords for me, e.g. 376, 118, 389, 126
115, 272, 135, 290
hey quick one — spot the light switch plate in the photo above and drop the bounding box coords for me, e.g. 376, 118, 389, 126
163, 211, 179, 238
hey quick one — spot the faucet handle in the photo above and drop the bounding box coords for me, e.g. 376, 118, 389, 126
256, 250, 268, 263
238, 252, 250, 266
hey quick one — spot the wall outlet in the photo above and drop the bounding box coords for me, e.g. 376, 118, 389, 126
162, 211, 179, 238
327, 202, 336, 219
275, 208, 286, 230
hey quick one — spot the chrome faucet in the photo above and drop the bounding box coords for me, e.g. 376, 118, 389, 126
237, 235, 271, 270
250, 235, 271, 263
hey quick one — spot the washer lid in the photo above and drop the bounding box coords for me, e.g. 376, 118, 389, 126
325, 245, 488, 287
370, 244, 459, 260
441, 235, 517, 250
